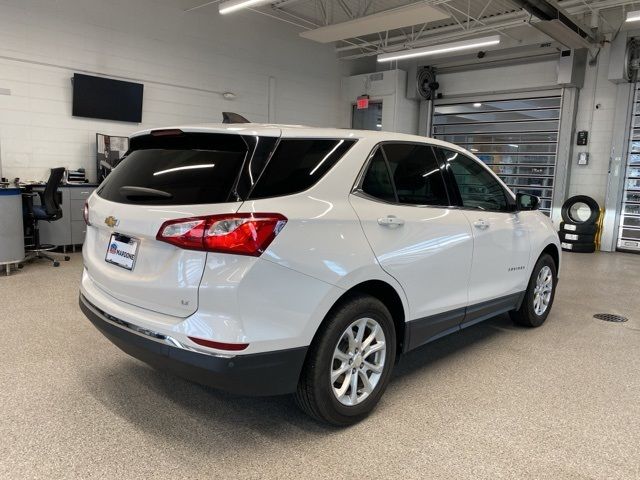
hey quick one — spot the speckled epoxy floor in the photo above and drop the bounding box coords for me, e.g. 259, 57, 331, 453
0, 251, 639, 479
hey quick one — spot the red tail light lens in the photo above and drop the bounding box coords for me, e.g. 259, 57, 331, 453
156, 213, 287, 256
188, 336, 249, 351
83, 201, 90, 225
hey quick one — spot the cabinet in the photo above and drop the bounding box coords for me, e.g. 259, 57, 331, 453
34, 185, 97, 251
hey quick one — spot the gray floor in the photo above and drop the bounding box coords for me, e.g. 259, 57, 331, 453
0, 252, 639, 480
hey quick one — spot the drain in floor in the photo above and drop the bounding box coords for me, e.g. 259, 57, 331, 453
594, 313, 628, 323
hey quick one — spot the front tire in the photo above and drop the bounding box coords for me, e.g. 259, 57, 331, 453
295, 294, 396, 426
510, 253, 557, 328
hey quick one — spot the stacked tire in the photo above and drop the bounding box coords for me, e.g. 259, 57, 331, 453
559, 195, 599, 253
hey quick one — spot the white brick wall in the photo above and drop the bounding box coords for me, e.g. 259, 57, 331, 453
0, 0, 345, 181
568, 44, 619, 208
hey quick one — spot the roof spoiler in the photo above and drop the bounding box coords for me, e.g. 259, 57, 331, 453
222, 112, 251, 124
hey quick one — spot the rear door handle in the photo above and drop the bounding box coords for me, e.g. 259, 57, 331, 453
378, 215, 405, 227
473, 219, 490, 230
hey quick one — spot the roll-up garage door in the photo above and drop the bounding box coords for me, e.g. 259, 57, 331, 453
432, 95, 562, 216
617, 83, 640, 253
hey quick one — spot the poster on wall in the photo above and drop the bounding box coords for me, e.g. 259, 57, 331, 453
97, 133, 129, 183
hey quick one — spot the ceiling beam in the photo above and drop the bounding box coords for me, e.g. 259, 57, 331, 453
300, 3, 450, 43
335, 0, 639, 58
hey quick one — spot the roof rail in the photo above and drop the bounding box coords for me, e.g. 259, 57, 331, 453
222, 112, 250, 124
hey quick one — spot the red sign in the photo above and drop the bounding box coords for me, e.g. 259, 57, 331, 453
356, 96, 369, 110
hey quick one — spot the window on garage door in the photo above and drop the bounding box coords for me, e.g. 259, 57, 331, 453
432, 96, 561, 216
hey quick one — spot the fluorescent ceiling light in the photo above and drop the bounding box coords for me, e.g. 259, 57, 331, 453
627, 10, 640, 22
473, 103, 482, 108
377, 35, 500, 63
219, 0, 272, 15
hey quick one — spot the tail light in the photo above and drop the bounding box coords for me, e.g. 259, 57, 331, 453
156, 213, 287, 256
83, 201, 90, 225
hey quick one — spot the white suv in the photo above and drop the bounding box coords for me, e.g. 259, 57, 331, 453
80, 123, 560, 425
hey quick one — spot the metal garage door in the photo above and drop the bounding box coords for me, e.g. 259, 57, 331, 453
617, 83, 640, 253
432, 95, 562, 216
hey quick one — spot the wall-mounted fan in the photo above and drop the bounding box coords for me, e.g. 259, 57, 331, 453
624, 38, 640, 83
416, 67, 439, 100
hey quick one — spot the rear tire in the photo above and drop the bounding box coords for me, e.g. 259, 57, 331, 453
510, 254, 557, 328
295, 294, 396, 426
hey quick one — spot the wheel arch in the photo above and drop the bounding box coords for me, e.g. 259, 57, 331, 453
540, 243, 560, 273
310, 279, 407, 359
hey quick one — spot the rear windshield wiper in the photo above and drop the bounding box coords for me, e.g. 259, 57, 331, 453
119, 186, 173, 199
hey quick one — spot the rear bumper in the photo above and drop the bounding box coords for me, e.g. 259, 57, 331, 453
79, 294, 308, 396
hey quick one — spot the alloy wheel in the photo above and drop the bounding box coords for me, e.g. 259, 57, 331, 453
330, 317, 387, 406
533, 265, 553, 316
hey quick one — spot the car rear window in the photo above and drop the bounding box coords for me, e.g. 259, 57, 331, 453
248, 139, 355, 199
97, 133, 248, 205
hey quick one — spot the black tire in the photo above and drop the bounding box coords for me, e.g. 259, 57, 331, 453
295, 294, 397, 426
560, 241, 596, 253
53, 261, 60, 267
559, 231, 595, 243
561, 195, 599, 225
64, 256, 71, 261
559, 221, 597, 235
510, 253, 557, 328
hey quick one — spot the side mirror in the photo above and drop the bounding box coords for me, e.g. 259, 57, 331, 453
516, 193, 540, 211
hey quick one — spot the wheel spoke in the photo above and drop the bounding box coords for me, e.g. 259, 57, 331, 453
335, 371, 351, 398
345, 328, 356, 353
354, 318, 367, 346
349, 370, 358, 404
359, 371, 373, 394
333, 349, 350, 362
363, 341, 385, 358
331, 363, 350, 382
361, 324, 378, 351
363, 360, 382, 373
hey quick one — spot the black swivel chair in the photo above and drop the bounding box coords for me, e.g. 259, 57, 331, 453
24, 167, 71, 267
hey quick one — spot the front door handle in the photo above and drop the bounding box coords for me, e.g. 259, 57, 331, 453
378, 215, 405, 227
473, 219, 490, 230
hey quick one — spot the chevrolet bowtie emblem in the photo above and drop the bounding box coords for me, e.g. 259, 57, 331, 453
105, 216, 119, 228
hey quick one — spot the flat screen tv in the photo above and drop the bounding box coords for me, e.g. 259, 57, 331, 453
72, 73, 143, 123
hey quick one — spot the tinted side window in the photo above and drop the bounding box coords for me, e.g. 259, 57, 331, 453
249, 139, 355, 199
382, 143, 449, 206
442, 149, 508, 211
361, 149, 395, 202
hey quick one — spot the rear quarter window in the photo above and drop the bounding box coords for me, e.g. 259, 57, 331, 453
248, 139, 355, 199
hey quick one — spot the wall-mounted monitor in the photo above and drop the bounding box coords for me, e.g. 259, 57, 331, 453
72, 73, 143, 123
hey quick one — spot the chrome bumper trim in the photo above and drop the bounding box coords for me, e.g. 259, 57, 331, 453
81, 295, 236, 359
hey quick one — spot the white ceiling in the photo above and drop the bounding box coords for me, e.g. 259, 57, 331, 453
181, 0, 640, 60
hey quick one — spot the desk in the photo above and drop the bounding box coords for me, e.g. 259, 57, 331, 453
0, 188, 25, 275
31, 184, 98, 251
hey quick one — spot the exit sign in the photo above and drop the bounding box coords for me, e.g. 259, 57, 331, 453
356, 95, 370, 109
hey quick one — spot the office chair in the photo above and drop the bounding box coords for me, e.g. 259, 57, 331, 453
24, 167, 71, 267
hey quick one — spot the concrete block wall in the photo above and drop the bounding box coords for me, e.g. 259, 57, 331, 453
568, 44, 619, 208
0, 0, 345, 182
